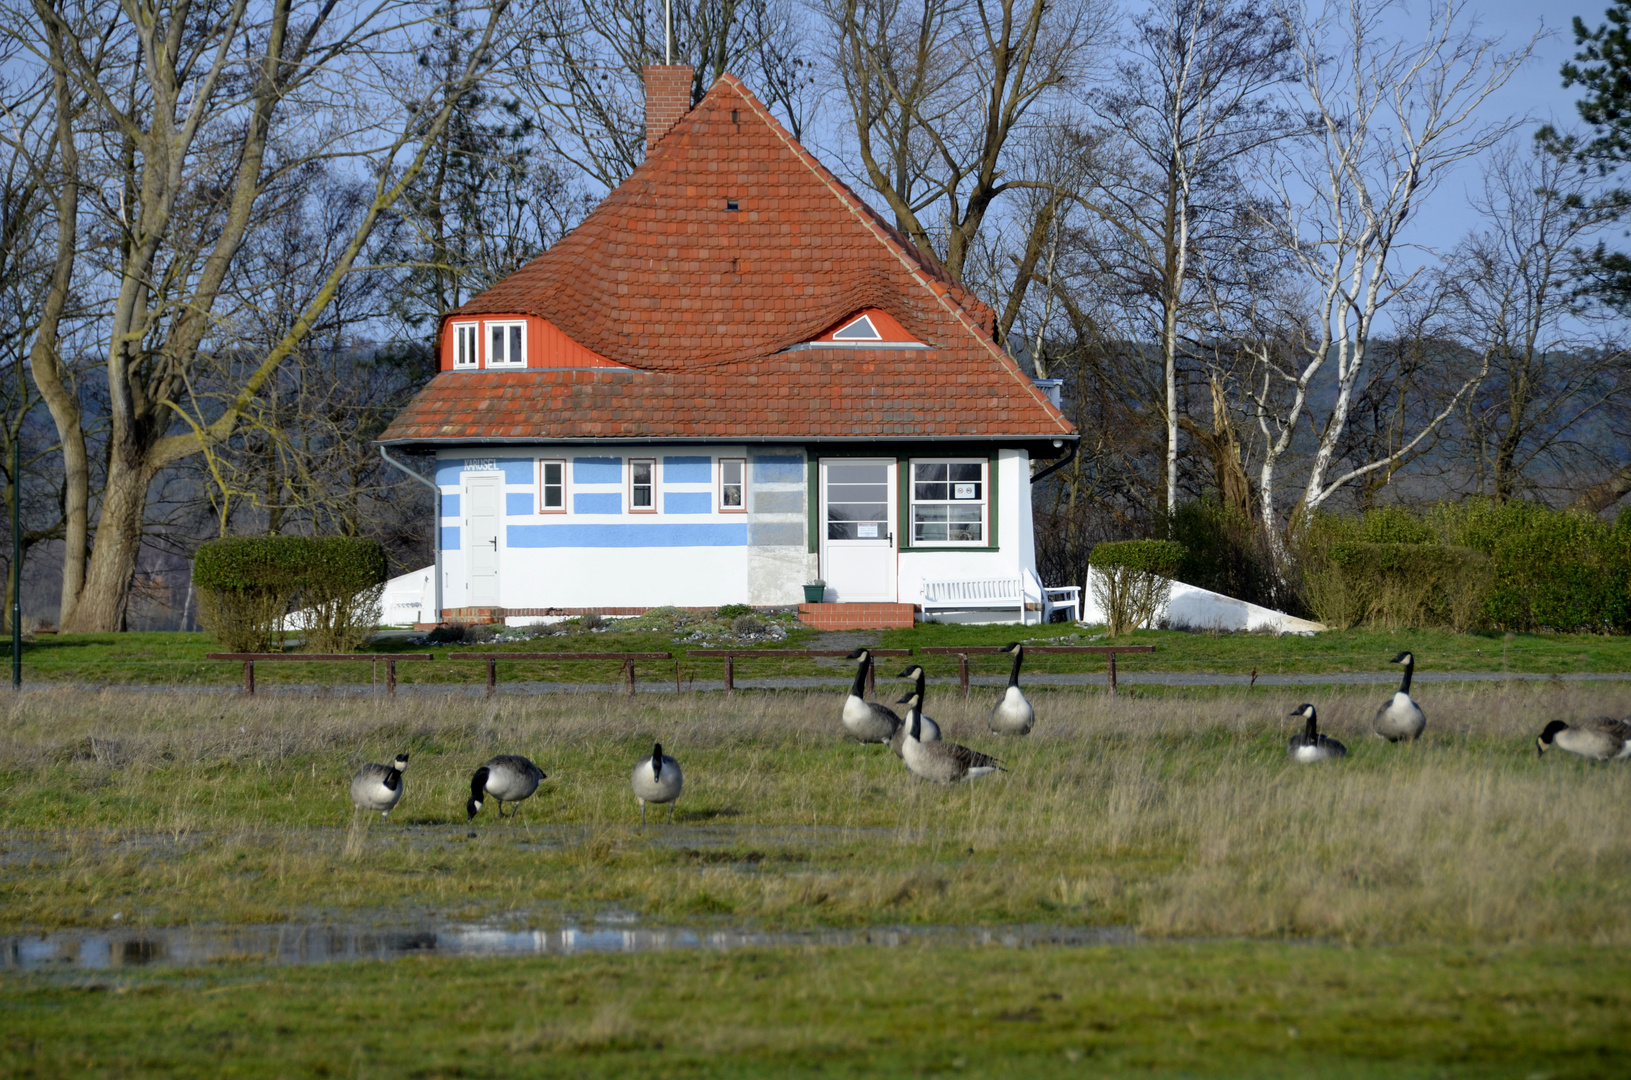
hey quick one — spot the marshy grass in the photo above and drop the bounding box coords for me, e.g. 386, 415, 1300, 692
2, 681, 1628, 944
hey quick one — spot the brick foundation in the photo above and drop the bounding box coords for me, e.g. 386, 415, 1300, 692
797, 603, 917, 630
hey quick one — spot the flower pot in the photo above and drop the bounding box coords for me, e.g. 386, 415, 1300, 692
803, 585, 827, 604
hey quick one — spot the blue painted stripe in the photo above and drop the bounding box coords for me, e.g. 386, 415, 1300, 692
505, 492, 534, 516
441, 526, 460, 550
574, 492, 622, 515
664, 491, 713, 515
753, 456, 803, 483
573, 457, 621, 483
497, 457, 533, 484
441, 493, 460, 517
435, 461, 462, 485
663, 456, 711, 483
508, 524, 748, 548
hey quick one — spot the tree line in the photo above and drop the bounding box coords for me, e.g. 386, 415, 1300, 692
1, 0, 1628, 630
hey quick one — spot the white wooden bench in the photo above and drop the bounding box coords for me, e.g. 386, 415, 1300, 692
920, 576, 1081, 625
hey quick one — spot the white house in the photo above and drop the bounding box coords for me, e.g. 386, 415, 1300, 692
377, 68, 1077, 629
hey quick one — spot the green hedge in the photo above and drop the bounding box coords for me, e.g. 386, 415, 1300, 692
193, 536, 388, 652
1322, 542, 1492, 632
1088, 540, 1186, 577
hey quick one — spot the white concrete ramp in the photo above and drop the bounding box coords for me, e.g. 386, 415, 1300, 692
1082, 567, 1323, 634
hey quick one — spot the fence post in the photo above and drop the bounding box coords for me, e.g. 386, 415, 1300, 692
624, 658, 635, 697
486, 657, 497, 698
1107, 651, 1117, 698
958, 653, 969, 699
243, 659, 255, 697
724, 654, 734, 696
387, 659, 397, 698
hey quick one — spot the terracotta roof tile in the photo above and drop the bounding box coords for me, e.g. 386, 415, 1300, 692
380, 73, 1071, 446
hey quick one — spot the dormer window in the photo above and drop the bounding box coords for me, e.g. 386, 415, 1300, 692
726, 199, 739, 211
487, 321, 527, 367
831, 314, 882, 341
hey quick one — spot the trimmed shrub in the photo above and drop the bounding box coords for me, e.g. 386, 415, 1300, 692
1324, 543, 1492, 632
1088, 540, 1186, 636
193, 536, 387, 653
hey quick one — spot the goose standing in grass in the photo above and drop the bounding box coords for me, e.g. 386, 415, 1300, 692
1372, 651, 1426, 742
467, 755, 548, 821
889, 665, 942, 757
631, 742, 683, 825
894, 690, 1004, 784
351, 753, 409, 818
1286, 705, 1346, 762
841, 648, 901, 745
988, 641, 1036, 736
1535, 718, 1631, 761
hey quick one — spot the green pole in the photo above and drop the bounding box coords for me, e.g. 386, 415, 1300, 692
11, 358, 20, 690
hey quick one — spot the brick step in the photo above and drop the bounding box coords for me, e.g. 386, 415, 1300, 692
797, 602, 917, 630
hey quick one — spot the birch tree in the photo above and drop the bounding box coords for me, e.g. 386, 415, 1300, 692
1250, 0, 1531, 562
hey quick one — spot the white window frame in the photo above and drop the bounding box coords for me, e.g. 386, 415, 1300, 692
628, 458, 656, 513
538, 459, 566, 514
718, 457, 745, 512
486, 320, 527, 368
908, 458, 989, 546
452, 322, 480, 369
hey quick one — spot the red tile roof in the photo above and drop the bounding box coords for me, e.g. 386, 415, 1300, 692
379, 74, 1074, 446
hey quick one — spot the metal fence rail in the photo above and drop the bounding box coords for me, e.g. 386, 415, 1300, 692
919, 644, 1155, 697
446, 652, 674, 697
204, 653, 436, 697
685, 648, 913, 695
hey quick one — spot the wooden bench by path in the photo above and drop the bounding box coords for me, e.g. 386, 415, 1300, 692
447, 652, 674, 697
919, 645, 1155, 698
685, 649, 913, 695
206, 653, 436, 697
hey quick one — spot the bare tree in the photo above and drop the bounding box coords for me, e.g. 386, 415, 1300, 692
1436, 140, 1630, 504
1249, 0, 1532, 563
9, 0, 510, 631
511, 0, 811, 191
821, 0, 1110, 282
1089, 0, 1297, 517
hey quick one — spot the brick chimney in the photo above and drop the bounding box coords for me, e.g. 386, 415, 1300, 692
644, 64, 694, 153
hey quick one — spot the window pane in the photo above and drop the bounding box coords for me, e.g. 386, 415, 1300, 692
828, 483, 886, 501
950, 462, 983, 482
914, 462, 947, 482
721, 460, 742, 484
915, 481, 949, 501
491, 325, 504, 363
510, 325, 523, 363
827, 502, 888, 523
829, 464, 887, 484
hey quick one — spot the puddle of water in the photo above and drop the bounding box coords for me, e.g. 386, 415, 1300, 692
2, 920, 1136, 972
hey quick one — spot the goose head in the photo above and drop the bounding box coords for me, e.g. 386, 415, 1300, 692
845, 648, 871, 662
1389, 651, 1413, 666
896, 665, 924, 680
1536, 720, 1568, 757
1000, 641, 1022, 655
393, 753, 410, 771
1289, 704, 1316, 721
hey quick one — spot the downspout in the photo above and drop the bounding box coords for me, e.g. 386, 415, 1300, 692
1029, 440, 1077, 485
378, 446, 443, 625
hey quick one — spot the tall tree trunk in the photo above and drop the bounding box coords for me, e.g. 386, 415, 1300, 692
62, 455, 155, 633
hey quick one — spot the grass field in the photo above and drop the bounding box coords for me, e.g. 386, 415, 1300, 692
13, 622, 1631, 687
4, 680, 1629, 1076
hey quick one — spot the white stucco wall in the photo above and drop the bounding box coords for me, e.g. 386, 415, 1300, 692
434, 445, 1045, 613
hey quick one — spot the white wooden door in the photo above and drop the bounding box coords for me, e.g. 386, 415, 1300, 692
819, 459, 896, 602
464, 473, 501, 606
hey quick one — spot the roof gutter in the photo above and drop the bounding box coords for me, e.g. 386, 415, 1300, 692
375, 433, 1080, 449
377, 446, 442, 625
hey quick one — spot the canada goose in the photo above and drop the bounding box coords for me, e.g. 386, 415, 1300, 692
1372, 651, 1426, 742
351, 753, 409, 817
841, 648, 901, 744
1535, 718, 1631, 761
890, 665, 943, 757
988, 641, 1036, 736
1286, 705, 1347, 762
467, 755, 548, 820
631, 742, 683, 824
894, 690, 1004, 784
